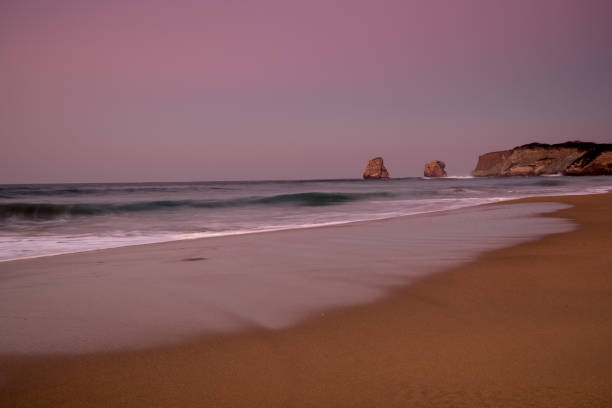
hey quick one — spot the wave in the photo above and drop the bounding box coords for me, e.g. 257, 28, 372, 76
0, 185, 194, 198
0, 179, 377, 198
0, 192, 391, 221
532, 179, 564, 186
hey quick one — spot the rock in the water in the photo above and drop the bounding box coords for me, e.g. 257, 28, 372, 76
471, 141, 612, 177
424, 160, 447, 177
363, 157, 390, 179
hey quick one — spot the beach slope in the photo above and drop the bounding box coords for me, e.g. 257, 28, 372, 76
1, 193, 611, 407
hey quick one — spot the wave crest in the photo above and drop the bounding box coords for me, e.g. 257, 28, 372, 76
0, 192, 390, 221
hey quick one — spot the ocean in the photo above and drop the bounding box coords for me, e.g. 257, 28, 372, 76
1, 176, 611, 261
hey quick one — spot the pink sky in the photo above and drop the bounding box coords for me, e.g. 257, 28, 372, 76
1, 0, 611, 182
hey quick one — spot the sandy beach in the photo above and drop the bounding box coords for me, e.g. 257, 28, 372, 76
4, 1, 612, 406
1, 193, 611, 407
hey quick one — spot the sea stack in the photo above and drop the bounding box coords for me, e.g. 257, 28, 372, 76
363, 157, 390, 179
471, 141, 612, 176
424, 160, 447, 177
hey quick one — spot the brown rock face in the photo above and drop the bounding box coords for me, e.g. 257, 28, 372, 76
471, 141, 612, 177
424, 161, 447, 177
472, 150, 512, 177
363, 157, 390, 179
564, 150, 612, 176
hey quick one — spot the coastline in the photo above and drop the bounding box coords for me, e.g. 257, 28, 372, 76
2, 177, 611, 263
0, 194, 531, 264
0, 198, 573, 354
1, 193, 612, 406
0, 194, 532, 264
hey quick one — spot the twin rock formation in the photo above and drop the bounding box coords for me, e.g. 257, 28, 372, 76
363, 158, 448, 179
472, 141, 612, 177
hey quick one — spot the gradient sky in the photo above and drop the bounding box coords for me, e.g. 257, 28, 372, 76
1, 0, 611, 183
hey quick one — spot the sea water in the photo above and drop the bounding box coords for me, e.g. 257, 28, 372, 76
1, 176, 610, 261
1, 177, 610, 353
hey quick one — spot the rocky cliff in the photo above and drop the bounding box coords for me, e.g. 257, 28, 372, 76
471, 141, 612, 177
424, 160, 447, 177
363, 157, 390, 179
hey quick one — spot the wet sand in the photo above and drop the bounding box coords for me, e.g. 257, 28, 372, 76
1, 193, 611, 407
0, 200, 569, 355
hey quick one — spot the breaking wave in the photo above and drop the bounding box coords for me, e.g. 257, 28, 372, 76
0, 192, 392, 221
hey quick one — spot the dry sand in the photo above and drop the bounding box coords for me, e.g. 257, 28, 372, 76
1, 193, 611, 407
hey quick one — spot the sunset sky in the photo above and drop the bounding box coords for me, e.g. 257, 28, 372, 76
2, 0, 611, 183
